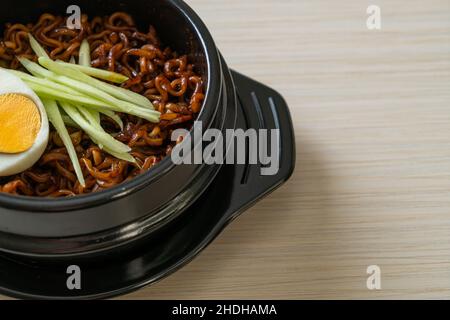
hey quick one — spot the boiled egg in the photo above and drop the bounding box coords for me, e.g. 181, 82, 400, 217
0, 69, 49, 176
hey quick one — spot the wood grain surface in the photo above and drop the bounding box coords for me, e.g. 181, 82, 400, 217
2, 0, 450, 300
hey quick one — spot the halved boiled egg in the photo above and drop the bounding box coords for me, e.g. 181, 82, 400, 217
0, 69, 49, 176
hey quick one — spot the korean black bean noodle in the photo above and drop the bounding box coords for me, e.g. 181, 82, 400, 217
0, 12, 205, 197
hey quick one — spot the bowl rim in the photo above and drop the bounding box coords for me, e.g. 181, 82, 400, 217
0, 0, 222, 211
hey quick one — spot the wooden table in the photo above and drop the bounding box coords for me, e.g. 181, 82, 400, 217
2, 0, 450, 300
125, 0, 450, 300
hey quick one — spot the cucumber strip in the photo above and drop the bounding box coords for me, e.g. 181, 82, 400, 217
76, 103, 123, 133
69, 56, 77, 64
62, 115, 81, 129
61, 102, 131, 154
46, 58, 153, 109
76, 107, 134, 162
29, 81, 158, 121
99, 109, 124, 131
28, 33, 49, 58
26, 82, 112, 109
7, 69, 80, 96
27, 33, 126, 84
77, 108, 133, 162
35, 58, 122, 106
77, 107, 102, 130
79, 39, 91, 67
91, 110, 102, 128
55, 59, 128, 84
22, 78, 79, 96
42, 99, 86, 187
85, 108, 124, 134
18, 58, 159, 121
18, 57, 53, 78
88, 135, 136, 163
103, 81, 154, 109
39, 58, 160, 122
102, 147, 136, 163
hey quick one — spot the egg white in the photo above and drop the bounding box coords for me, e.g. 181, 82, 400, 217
0, 69, 49, 176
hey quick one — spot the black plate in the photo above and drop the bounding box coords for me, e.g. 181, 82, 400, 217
0, 71, 295, 299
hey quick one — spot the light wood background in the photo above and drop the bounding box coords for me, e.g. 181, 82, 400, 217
123, 0, 450, 299
3, 0, 450, 300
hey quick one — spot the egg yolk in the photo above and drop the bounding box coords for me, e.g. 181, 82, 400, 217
0, 93, 41, 154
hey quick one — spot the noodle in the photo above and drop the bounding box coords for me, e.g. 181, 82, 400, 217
0, 12, 204, 197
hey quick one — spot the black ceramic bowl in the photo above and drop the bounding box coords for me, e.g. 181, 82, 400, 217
0, 0, 295, 298
0, 0, 230, 255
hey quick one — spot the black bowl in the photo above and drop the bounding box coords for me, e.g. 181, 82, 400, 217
0, 0, 295, 298
0, 0, 229, 254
